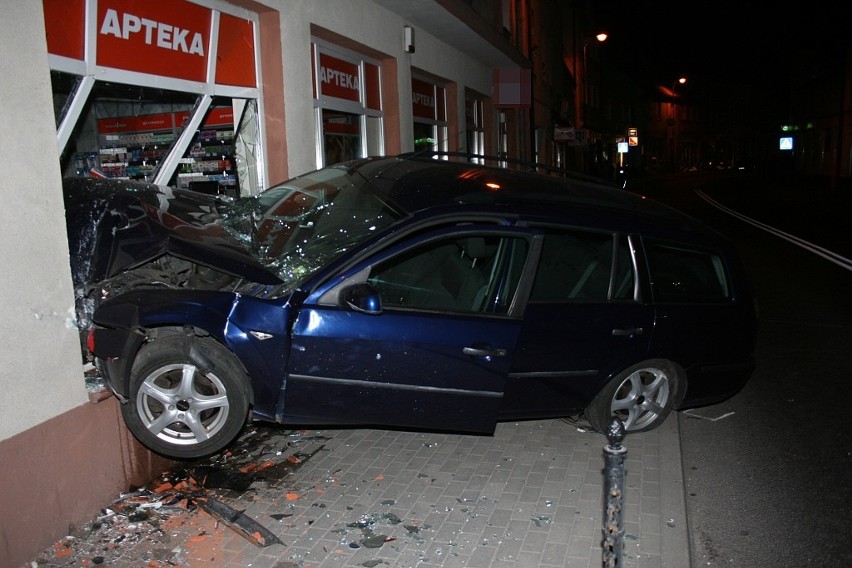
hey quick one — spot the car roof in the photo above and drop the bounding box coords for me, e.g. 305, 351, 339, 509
343, 154, 706, 231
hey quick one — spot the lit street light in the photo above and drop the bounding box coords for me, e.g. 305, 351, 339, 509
572, 32, 608, 175
666, 76, 687, 170
580, 32, 608, 128
665, 76, 687, 125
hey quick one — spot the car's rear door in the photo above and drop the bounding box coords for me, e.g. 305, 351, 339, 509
503, 230, 656, 416
280, 226, 535, 433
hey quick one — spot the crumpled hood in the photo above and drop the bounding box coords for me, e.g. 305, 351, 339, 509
63, 177, 281, 288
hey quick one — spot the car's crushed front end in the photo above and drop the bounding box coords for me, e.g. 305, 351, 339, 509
63, 177, 283, 355
63, 165, 406, 457
63, 167, 404, 362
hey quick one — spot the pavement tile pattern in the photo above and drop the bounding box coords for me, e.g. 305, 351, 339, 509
25, 416, 688, 568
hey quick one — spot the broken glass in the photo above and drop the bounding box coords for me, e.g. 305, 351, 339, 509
220, 164, 403, 289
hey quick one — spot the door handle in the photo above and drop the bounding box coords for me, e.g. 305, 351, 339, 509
463, 346, 507, 358
612, 327, 645, 337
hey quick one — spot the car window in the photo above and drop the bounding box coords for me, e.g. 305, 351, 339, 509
530, 230, 629, 302
646, 241, 730, 303
368, 235, 527, 315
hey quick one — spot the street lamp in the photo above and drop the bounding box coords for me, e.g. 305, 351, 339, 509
666, 76, 686, 170
572, 32, 607, 175
580, 32, 608, 128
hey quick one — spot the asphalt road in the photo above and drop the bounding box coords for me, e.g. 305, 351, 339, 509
630, 171, 852, 567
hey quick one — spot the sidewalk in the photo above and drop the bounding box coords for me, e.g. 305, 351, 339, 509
24, 416, 689, 568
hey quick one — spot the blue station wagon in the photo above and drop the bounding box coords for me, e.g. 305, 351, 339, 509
65, 155, 757, 459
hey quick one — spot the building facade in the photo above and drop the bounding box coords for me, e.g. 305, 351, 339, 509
786, 45, 852, 186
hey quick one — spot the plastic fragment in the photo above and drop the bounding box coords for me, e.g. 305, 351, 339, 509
196, 496, 284, 547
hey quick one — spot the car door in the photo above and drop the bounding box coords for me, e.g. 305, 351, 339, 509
503, 230, 656, 417
280, 226, 535, 433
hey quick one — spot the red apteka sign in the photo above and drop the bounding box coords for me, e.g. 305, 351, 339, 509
97, 0, 211, 82
411, 78, 435, 120
43, 0, 257, 87
318, 53, 361, 103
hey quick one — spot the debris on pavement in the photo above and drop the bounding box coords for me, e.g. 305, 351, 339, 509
25, 419, 621, 567
27, 426, 325, 566
194, 495, 283, 547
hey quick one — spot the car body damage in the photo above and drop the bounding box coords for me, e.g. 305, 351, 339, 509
63, 177, 283, 346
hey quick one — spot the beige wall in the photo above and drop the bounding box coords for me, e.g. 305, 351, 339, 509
0, 2, 88, 441
0, 3, 171, 564
0, 398, 173, 566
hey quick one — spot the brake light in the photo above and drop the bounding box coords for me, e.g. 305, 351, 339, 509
86, 329, 96, 353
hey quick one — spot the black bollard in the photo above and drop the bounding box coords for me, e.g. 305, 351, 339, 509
602, 416, 626, 567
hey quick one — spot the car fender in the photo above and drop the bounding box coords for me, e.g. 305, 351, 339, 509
91, 289, 294, 420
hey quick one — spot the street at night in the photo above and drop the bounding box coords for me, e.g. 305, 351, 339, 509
631, 171, 852, 566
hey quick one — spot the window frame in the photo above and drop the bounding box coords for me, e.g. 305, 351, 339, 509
528, 228, 639, 304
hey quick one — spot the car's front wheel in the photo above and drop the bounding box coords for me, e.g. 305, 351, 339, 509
120, 332, 251, 460
585, 360, 682, 434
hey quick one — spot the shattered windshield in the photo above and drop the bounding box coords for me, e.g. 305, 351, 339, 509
221, 165, 403, 289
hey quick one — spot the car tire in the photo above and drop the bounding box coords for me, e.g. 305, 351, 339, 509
120, 332, 251, 460
585, 359, 681, 434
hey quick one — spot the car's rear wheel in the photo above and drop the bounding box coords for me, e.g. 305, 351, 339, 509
120, 332, 250, 460
585, 360, 681, 434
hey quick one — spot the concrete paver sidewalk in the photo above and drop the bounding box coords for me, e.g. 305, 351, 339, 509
26, 416, 689, 567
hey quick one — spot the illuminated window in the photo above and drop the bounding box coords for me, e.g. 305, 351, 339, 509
465, 94, 486, 163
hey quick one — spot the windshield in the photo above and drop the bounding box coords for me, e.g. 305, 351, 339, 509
220, 165, 403, 289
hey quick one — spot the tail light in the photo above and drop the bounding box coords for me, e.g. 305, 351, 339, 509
86, 328, 96, 353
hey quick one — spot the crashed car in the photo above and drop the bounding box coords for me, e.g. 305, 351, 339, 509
64, 155, 757, 459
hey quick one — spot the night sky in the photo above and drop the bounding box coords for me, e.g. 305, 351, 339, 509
592, 2, 849, 88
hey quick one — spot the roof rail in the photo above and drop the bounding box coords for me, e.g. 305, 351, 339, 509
395, 151, 614, 186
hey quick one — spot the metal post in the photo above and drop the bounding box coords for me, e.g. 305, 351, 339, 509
602, 416, 627, 567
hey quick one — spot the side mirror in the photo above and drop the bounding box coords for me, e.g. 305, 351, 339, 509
342, 282, 382, 315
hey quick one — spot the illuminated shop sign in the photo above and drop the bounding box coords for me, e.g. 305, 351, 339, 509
43, 0, 257, 88
97, 0, 210, 81
412, 78, 435, 119
412, 78, 445, 122
99, 8, 206, 56
314, 48, 382, 111
319, 53, 361, 102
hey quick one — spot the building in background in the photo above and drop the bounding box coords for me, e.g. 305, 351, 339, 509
607, 46, 852, 182
785, 45, 852, 186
